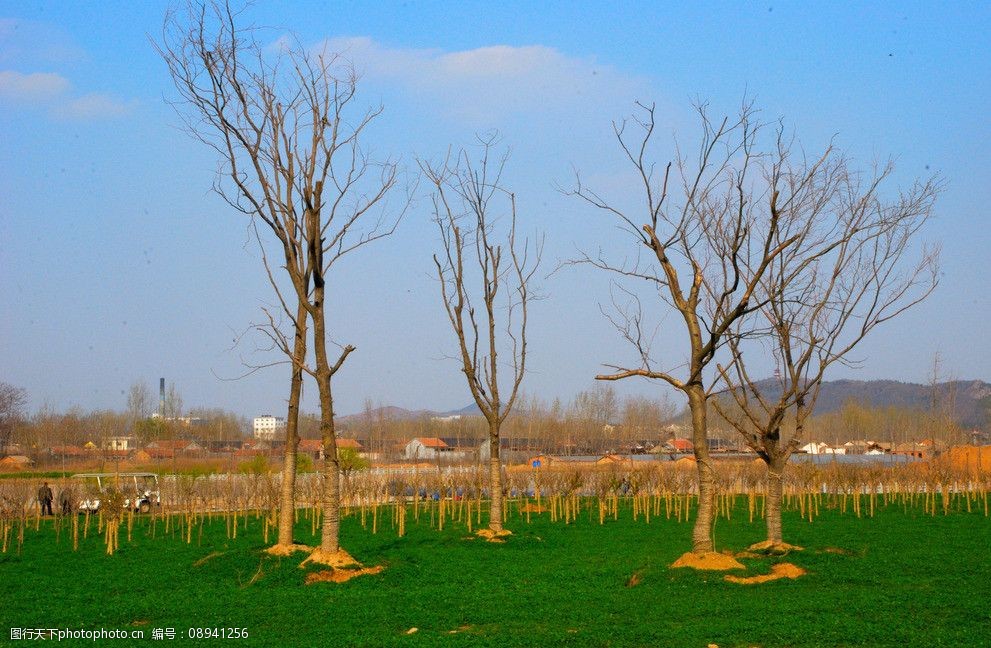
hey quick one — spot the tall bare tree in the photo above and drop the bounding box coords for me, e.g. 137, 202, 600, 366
0, 382, 27, 457
159, 1, 405, 560
425, 138, 542, 535
126, 381, 152, 426
246, 219, 312, 552
163, 382, 184, 422
571, 101, 806, 554
713, 155, 940, 549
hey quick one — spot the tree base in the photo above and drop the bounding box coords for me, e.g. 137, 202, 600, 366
724, 562, 806, 585
670, 552, 745, 571
305, 565, 384, 584
748, 540, 804, 555
300, 548, 360, 568
476, 528, 513, 543
264, 543, 313, 557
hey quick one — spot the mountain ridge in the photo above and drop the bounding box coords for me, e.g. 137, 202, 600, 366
336, 379, 991, 428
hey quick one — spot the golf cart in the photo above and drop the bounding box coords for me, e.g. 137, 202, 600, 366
72, 472, 161, 513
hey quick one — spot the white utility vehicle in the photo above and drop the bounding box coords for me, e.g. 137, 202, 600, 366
72, 472, 161, 513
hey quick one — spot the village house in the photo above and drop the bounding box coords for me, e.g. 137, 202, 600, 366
892, 442, 927, 459
404, 437, 472, 461
297, 438, 365, 462
48, 445, 89, 460
144, 439, 206, 459
478, 438, 543, 462
663, 438, 694, 454
798, 441, 847, 455
0, 455, 33, 470
106, 435, 136, 452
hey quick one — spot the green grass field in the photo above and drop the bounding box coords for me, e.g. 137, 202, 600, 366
1, 500, 989, 647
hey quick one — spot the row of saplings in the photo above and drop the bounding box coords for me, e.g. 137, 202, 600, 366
2, 460, 987, 582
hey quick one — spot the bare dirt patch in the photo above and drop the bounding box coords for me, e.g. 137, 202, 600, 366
821, 546, 856, 556
300, 547, 385, 584
724, 562, 806, 585
300, 548, 360, 568
748, 540, 804, 555
304, 565, 384, 584
476, 528, 513, 543
670, 552, 745, 571
264, 543, 313, 557
625, 572, 642, 587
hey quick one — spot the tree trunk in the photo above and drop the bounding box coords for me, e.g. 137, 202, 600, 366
765, 456, 785, 545
276, 300, 307, 548
688, 386, 716, 554
312, 285, 341, 554
488, 422, 503, 532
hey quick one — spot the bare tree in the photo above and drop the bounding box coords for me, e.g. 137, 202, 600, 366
246, 219, 312, 553
0, 382, 27, 457
159, 1, 406, 561
126, 381, 152, 426
163, 382, 184, 422
570, 101, 805, 555
425, 138, 542, 535
713, 154, 940, 549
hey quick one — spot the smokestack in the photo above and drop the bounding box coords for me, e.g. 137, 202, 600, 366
159, 378, 165, 417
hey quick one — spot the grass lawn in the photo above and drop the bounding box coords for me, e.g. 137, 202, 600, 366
1, 499, 989, 647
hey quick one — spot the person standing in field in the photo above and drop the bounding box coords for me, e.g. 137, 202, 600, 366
37, 482, 54, 516
58, 487, 73, 515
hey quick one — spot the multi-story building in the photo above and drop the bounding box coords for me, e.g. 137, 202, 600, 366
253, 415, 286, 441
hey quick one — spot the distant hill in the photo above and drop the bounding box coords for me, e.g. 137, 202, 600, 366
336, 403, 481, 426
725, 379, 991, 428
339, 380, 991, 429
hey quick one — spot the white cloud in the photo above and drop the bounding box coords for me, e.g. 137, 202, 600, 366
0, 69, 134, 120
0, 19, 132, 121
0, 70, 69, 102
314, 37, 645, 123
52, 92, 136, 120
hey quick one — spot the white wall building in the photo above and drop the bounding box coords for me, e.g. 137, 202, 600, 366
253, 415, 286, 441
799, 441, 847, 455
404, 437, 470, 461
106, 436, 135, 451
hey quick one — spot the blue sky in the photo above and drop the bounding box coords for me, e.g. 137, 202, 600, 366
1, 1, 988, 418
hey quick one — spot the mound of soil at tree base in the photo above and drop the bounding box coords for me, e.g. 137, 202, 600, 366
724, 562, 806, 585
670, 552, 745, 571
264, 543, 314, 557
748, 540, 804, 555
519, 503, 547, 513
305, 565, 384, 584
300, 548, 361, 568
476, 528, 513, 543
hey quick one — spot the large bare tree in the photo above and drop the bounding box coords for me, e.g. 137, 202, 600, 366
159, 1, 405, 561
425, 138, 542, 535
125, 381, 152, 426
713, 154, 940, 550
571, 101, 806, 555
0, 382, 27, 457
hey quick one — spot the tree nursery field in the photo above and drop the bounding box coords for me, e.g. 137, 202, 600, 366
1, 499, 988, 647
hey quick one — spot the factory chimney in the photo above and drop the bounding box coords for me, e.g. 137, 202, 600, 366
159, 378, 166, 417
